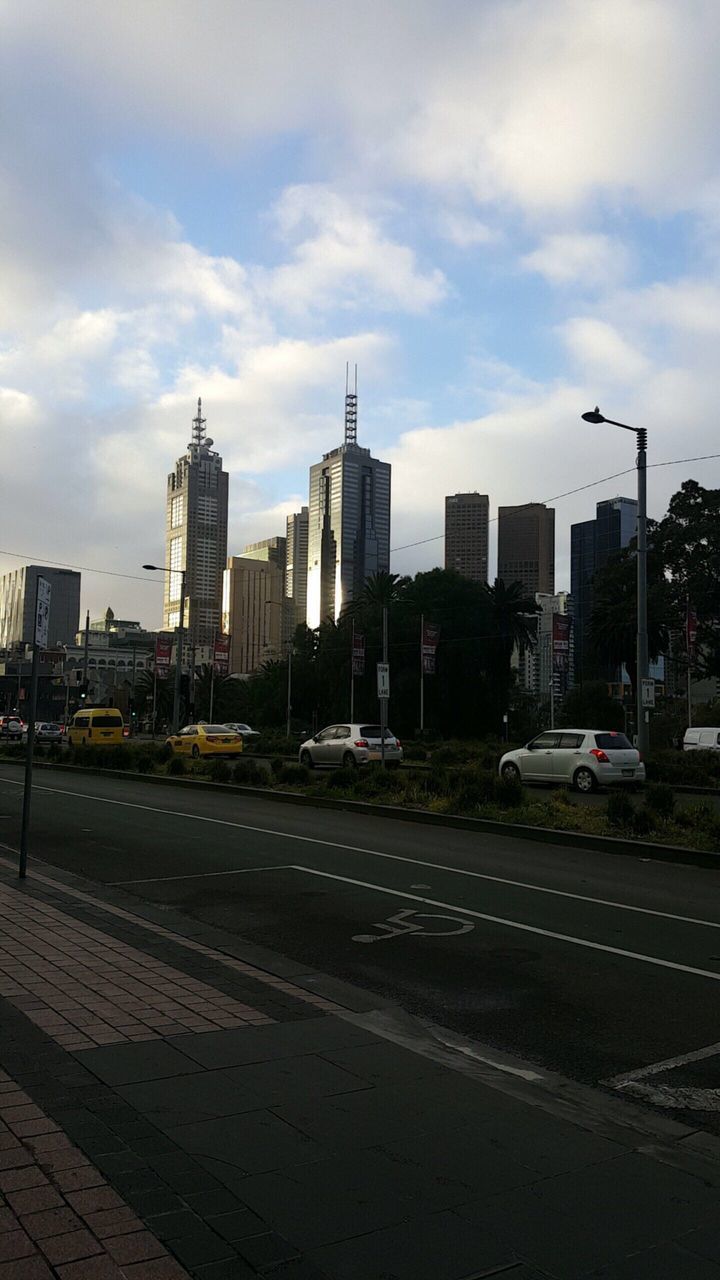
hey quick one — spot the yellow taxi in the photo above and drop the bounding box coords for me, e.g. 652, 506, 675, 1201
166, 723, 243, 759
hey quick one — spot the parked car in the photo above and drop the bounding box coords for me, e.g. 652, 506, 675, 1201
299, 723, 403, 769
223, 722, 260, 739
166, 724, 243, 758
683, 727, 720, 751
0, 716, 24, 738
22, 722, 63, 744
499, 729, 645, 793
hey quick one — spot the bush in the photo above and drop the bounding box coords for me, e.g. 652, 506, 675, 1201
276, 763, 310, 786
402, 741, 428, 762
209, 760, 231, 783
135, 753, 155, 774
432, 742, 477, 766
168, 755, 185, 776
232, 760, 267, 786
155, 743, 172, 764
645, 782, 675, 819
606, 790, 634, 829
492, 777, 524, 808
323, 767, 360, 791
631, 805, 655, 837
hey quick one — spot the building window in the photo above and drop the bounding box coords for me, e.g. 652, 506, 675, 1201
171, 495, 184, 529
169, 536, 183, 602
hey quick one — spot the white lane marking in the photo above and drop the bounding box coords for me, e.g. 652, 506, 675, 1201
606, 1040, 720, 1087
1, 773, 719, 931
614, 1083, 720, 1111
293, 865, 720, 984
110, 866, 291, 885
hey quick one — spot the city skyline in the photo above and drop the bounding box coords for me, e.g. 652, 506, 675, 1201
4, 3, 720, 627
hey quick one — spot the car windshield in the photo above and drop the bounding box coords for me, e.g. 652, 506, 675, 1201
595, 732, 633, 750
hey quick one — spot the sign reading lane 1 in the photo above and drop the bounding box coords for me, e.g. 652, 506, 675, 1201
35, 576, 51, 648
377, 662, 390, 699
641, 678, 656, 709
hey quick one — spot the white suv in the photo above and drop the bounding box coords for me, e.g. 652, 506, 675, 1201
299, 724, 403, 769
499, 729, 645, 792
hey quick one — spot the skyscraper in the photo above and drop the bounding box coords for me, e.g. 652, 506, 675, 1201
306, 372, 391, 628
444, 493, 489, 583
570, 496, 638, 682
0, 566, 81, 649
163, 400, 228, 651
285, 507, 309, 629
497, 503, 555, 595
222, 555, 284, 674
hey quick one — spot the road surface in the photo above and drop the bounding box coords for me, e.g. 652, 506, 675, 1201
2, 763, 720, 1123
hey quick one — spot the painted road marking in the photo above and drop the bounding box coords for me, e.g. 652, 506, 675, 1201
352, 907, 475, 944
1, 773, 719, 934
292, 865, 720, 983
604, 1042, 720, 1111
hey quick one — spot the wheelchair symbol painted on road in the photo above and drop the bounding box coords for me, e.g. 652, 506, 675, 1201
352, 907, 475, 944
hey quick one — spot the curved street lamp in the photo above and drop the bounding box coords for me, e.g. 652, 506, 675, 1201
580, 409, 649, 756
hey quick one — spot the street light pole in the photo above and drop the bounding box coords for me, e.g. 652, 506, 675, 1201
581, 409, 649, 757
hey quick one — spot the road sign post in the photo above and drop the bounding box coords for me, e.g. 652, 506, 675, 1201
19, 576, 51, 879
641, 678, 655, 709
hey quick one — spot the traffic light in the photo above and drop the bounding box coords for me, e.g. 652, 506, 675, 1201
79, 681, 89, 700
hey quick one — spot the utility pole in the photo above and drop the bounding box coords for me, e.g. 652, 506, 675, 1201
172, 570, 186, 734
381, 606, 388, 768
286, 644, 292, 739
20, 576, 50, 879
82, 610, 90, 690
419, 614, 424, 735
636, 428, 649, 757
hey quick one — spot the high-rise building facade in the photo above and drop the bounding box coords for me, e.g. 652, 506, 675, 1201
163, 400, 228, 650
222, 555, 284, 674
0, 566, 81, 650
570, 496, 637, 682
306, 377, 391, 628
241, 537, 286, 575
497, 504, 555, 596
285, 508, 309, 630
444, 493, 489, 583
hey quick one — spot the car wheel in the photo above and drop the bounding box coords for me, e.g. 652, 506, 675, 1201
191, 745, 200, 759
573, 766, 596, 793
342, 751, 357, 769
501, 762, 521, 784
300, 749, 314, 769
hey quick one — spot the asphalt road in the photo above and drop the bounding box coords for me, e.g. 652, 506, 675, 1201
2, 764, 720, 1125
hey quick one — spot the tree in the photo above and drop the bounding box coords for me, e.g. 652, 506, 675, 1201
589, 525, 676, 692
655, 480, 720, 677
558, 681, 625, 733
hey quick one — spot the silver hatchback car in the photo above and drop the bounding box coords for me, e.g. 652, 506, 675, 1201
499, 729, 645, 792
299, 723, 403, 769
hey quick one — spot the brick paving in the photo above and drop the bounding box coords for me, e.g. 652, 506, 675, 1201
0, 1066, 190, 1279
0, 886, 274, 1051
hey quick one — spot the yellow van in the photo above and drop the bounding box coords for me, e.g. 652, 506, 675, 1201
67, 708, 126, 746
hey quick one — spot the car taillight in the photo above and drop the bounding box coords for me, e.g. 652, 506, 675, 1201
355, 739, 368, 747
637, 752, 643, 762
395, 739, 402, 748
590, 748, 609, 763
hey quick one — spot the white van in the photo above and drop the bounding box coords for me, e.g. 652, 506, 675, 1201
683, 727, 720, 751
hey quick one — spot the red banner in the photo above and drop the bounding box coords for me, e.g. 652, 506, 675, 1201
421, 621, 441, 675
352, 632, 365, 677
213, 633, 231, 676
155, 633, 173, 678
552, 614, 570, 672
686, 602, 698, 657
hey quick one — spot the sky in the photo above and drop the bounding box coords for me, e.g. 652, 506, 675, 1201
3, 0, 720, 629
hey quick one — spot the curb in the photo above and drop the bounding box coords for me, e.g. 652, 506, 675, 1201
4, 756, 719, 870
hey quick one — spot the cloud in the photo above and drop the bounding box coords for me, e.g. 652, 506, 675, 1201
521, 233, 631, 287
559, 318, 651, 383
436, 212, 498, 248
261, 185, 447, 314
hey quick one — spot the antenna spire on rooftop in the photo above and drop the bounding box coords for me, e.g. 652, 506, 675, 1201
344, 363, 358, 446
192, 397, 206, 446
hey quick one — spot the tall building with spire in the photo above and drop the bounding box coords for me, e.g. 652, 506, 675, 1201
163, 400, 228, 651
306, 370, 391, 628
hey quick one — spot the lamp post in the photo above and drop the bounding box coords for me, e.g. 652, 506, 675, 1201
581, 408, 649, 757
143, 564, 186, 734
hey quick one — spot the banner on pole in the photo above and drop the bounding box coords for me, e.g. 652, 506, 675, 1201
213, 633, 231, 676
35, 577, 51, 648
155, 633, 173, 679
352, 632, 365, 676
552, 614, 570, 672
421, 622, 441, 675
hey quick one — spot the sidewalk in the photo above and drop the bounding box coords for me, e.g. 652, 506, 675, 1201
2, 858, 720, 1278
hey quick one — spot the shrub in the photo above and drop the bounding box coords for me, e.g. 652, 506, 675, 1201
47, 742, 62, 762
402, 742, 428, 762
606, 791, 634, 829
432, 742, 477, 766
135, 753, 155, 774
645, 782, 675, 819
631, 805, 655, 837
168, 755, 185, 776
232, 760, 267, 786
492, 777, 524, 808
209, 760, 231, 784
155, 743, 172, 764
324, 767, 360, 791
276, 763, 310, 786
270, 757, 287, 776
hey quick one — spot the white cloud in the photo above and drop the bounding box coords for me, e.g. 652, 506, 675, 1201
436, 212, 498, 248
521, 233, 630, 287
261, 185, 447, 314
560, 317, 651, 384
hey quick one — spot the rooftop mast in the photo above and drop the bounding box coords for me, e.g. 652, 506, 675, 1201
344, 363, 358, 446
